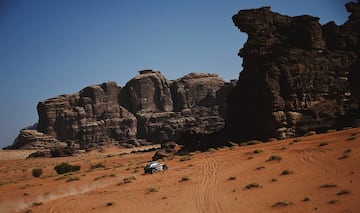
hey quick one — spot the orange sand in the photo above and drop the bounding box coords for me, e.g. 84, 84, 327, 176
0, 128, 359, 213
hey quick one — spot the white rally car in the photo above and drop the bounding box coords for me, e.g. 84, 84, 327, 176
144, 161, 168, 174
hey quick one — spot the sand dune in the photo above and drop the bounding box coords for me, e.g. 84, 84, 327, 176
0, 128, 359, 213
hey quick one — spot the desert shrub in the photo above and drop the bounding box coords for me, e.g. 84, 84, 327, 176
253, 149, 263, 154
54, 162, 81, 174
305, 131, 317, 136
91, 163, 106, 170
179, 156, 192, 162
256, 166, 266, 170
32, 202, 43, 206
176, 150, 190, 156
180, 176, 190, 182
280, 169, 294, 175
31, 168, 43, 178
303, 197, 310, 202
147, 187, 158, 193
207, 148, 216, 152
244, 140, 262, 146
106, 201, 115, 206
267, 155, 282, 162
23, 192, 29, 196
272, 201, 293, 207
344, 149, 352, 153
66, 176, 80, 182
244, 183, 260, 189
339, 153, 349, 160
328, 199, 339, 204
318, 142, 328, 147
321, 183, 337, 188
228, 176, 236, 181
24, 209, 32, 213
293, 138, 302, 142
347, 136, 356, 141
121, 176, 136, 184
270, 178, 278, 182
336, 189, 351, 196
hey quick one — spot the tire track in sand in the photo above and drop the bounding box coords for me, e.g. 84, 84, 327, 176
196, 153, 222, 213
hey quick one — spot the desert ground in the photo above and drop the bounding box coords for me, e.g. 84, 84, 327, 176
0, 128, 359, 213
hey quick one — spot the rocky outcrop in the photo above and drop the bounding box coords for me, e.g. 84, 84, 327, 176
35, 81, 139, 148
12, 70, 234, 149
119, 70, 173, 114
227, 2, 360, 141
13, 130, 67, 150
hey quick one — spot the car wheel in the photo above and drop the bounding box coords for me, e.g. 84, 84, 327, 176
162, 165, 168, 171
151, 169, 156, 174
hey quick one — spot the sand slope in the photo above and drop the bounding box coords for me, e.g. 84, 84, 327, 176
0, 128, 359, 213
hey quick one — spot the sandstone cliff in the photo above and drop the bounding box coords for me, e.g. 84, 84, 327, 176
12, 71, 234, 149
226, 1, 360, 141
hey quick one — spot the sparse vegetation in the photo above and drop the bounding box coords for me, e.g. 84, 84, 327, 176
305, 131, 317, 136
270, 178, 278, 182
321, 183, 337, 188
328, 200, 339, 204
180, 176, 190, 182
267, 155, 282, 162
23, 192, 29, 196
336, 189, 351, 196
179, 156, 192, 162
31, 168, 43, 178
253, 149, 263, 154
66, 176, 80, 182
338, 153, 349, 160
147, 187, 158, 193
228, 176, 236, 181
32, 202, 43, 206
256, 166, 265, 170
242, 140, 262, 146
272, 201, 293, 207
106, 201, 115, 206
347, 136, 356, 141
318, 142, 328, 147
293, 138, 302, 142
120, 176, 136, 184
244, 183, 260, 189
303, 197, 310, 202
54, 162, 80, 174
280, 169, 294, 175
207, 148, 216, 152
91, 163, 106, 170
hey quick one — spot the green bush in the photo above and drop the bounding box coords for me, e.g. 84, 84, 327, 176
31, 168, 43, 177
54, 162, 81, 174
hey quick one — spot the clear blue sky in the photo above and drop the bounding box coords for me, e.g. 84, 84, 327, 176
0, 0, 352, 148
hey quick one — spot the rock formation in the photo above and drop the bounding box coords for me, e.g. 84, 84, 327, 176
227, 2, 360, 141
11, 70, 235, 149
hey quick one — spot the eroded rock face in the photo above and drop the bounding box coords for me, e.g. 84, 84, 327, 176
13, 130, 67, 150
36, 81, 138, 148
12, 71, 234, 149
227, 2, 360, 141
119, 70, 173, 114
